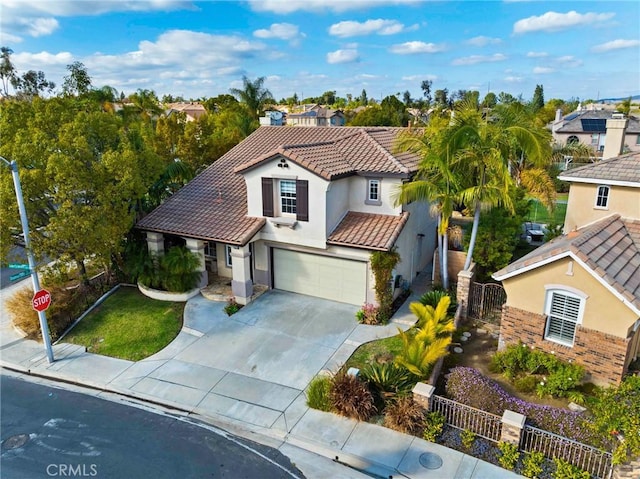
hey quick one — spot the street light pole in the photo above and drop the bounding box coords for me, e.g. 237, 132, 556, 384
1, 156, 54, 363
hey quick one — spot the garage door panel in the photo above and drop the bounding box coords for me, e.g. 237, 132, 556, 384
273, 249, 366, 305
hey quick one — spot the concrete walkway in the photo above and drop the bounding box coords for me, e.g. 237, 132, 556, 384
1, 272, 521, 479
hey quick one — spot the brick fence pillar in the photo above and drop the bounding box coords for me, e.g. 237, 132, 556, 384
456, 266, 475, 319
612, 457, 640, 479
412, 382, 435, 411
500, 410, 526, 445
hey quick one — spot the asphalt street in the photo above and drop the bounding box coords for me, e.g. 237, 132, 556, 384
1, 374, 306, 479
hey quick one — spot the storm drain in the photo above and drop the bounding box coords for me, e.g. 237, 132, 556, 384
419, 452, 443, 470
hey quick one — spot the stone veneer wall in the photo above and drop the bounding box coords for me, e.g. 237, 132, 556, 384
500, 305, 629, 385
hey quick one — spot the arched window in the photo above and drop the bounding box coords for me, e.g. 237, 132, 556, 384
567, 135, 579, 145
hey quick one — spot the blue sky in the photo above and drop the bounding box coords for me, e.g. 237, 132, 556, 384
2, 1, 639, 103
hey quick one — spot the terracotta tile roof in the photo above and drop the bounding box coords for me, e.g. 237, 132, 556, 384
235, 128, 414, 178
558, 151, 640, 184
138, 126, 418, 245
327, 211, 410, 251
493, 215, 640, 312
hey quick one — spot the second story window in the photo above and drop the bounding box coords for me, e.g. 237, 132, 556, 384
365, 178, 382, 205
595, 185, 609, 209
280, 179, 297, 214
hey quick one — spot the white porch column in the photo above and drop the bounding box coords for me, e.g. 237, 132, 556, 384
184, 238, 207, 288
231, 244, 253, 305
146, 232, 164, 256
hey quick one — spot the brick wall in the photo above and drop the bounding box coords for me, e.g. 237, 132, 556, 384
500, 305, 630, 386
433, 250, 468, 286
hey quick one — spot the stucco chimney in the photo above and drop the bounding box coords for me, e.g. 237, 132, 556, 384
554, 109, 562, 123
602, 112, 628, 160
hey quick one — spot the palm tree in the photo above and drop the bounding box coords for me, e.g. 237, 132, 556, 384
229, 76, 274, 120
395, 296, 455, 380
394, 114, 460, 289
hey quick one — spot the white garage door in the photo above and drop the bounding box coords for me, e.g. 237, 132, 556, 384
273, 249, 367, 305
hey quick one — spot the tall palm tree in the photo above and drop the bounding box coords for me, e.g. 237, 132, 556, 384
394, 114, 460, 289
229, 76, 274, 120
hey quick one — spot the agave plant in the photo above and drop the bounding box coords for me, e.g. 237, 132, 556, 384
361, 362, 415, 399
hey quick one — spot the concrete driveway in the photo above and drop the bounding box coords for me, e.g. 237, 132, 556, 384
173, 290, 360, 390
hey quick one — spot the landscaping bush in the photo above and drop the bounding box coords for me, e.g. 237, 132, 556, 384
306, 376, 332, 412
224, 296, 241, 316
552, 458, 590, 479
383, 396, 425, 435
131, 245, 201, 293
461, 429, 476, 451
355, 303, 379, 325
423, 411, 445, 442
419, 288, 457, 315
498, 441, 520, 471
490, 343, 584, 398
329, 372, 376, 421
369, 248, 400, 323
522, 451, 545, 478
445, 367, 598, 445
360, 362, 415, 399
514, 375, 539, 394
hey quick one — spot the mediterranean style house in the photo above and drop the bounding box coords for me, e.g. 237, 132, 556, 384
493, 150, 640, 385
286, 104, 345, 127
137, 126, 436, 306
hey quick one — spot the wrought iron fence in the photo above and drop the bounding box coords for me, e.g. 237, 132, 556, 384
430, 394, 502, 442
521, 425, 613, 479
467, 282, 506, 325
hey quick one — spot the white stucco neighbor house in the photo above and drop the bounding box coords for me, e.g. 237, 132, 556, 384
137, 126, 437, 306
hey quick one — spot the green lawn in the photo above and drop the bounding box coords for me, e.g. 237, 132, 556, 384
64, 287, 184, 361
525, 200, 567, 224
343, 333, 405, 372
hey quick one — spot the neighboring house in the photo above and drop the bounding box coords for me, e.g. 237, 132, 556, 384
493, 151, 640, 385
552, 107, 640, 155
137, 126, 436, 306
259, 111, 286, 126
165, 102, 207, 122
287, 104, 345, 127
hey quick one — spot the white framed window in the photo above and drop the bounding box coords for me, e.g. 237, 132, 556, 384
590, 133, 599, 145
365, 178, 382, 205
279, 179, 297, 214
595, 185, 609, 209
225, 245, 233, 268
204, 241, 216, 258
544, 289, 584, 346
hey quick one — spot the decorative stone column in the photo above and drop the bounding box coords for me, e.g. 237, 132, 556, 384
231, 244, 253, 305
146, 231, 164, 256
184, 238, 207, 288
500, 410, 526, 445
412, 382, 435, 411
456, 265, 475, 319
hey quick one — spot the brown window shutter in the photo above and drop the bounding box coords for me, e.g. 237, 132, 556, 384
296, 179, 308, 222
262, 178, 274, 217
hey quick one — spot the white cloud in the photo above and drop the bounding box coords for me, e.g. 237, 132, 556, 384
326, 49, 359, 64
249, 0, 420, 14
533, 67, 554, 74
504, 76, 524, 83
452, 53, 507, 66
466, 36, 501, 47
402, 74, 437, 81
14, 50, 74, 66
526, 51, 548, 58
389, 41, 446, 54
591, 39, 640, 53
20, 17, 60, 37
329, 19, 406, 38
254, 23, 300, 41
513, 11, 615, 34
555, 55, 582, 67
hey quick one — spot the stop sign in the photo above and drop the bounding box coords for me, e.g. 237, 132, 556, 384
32, 289, 52, 312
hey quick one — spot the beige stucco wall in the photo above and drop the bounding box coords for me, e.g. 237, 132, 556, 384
564, 183, 640, 233
502, 256, 637, 338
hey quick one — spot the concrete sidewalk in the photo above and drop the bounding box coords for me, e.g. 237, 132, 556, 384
0, 273, 521, 479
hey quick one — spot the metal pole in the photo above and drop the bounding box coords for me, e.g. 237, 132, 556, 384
1, 156, 54, 363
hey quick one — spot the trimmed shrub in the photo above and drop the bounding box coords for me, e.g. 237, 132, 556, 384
553, 458, 590, 479
423, 411, 445, 442
383, 396, 425, 435
461, 429, 476, 451
306, 376, 332, 412
498, 441, 520, 471
522, 451, 545, 478
329, 372, 376, 421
